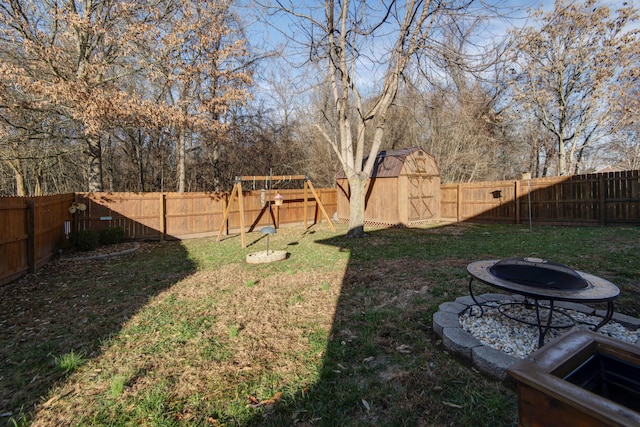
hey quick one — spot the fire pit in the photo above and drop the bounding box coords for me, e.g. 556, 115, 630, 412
490, 257, 588, 290
467, 258, 620, 347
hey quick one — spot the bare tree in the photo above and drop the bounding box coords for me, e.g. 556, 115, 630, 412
607, 126, 640, 171
271, 0, 499, 237
389, 48, 515, 183
156, 0, 253, 192
507, 0, 640, 176
0, 82, 81, 195
606, 50, 640, 171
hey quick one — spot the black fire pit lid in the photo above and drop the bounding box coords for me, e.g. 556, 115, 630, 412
489, 257, 589, 290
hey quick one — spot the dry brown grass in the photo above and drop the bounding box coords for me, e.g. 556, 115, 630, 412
3, 223, 637, 426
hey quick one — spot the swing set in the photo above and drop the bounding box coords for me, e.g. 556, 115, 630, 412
216, 174, 335, 248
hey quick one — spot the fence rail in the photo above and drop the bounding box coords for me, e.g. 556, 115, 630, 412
2, 170, 639, 286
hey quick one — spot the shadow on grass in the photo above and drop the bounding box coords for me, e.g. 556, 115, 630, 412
243, 225, 518, 426
0, 241, 196, 424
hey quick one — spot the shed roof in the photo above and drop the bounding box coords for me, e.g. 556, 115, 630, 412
336, 147, 434, 179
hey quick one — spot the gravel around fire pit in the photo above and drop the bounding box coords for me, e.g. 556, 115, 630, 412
459, 300, 640, 359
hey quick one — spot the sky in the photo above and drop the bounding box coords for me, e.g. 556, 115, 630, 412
245, 0, 549, 53
243, 0, 637, 119
244, 0, 548, 110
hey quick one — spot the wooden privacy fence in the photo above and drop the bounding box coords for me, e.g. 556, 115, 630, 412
73, 188, 338, 240
0, 189, 336, 285
441, 170, 640, 225
0, 193, 74, 285
2, 170, 639, 286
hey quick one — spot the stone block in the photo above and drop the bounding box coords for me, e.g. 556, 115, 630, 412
606, 312, 640, 329
555, 301, 594, 314
454, 295, 477, 306
477, 293, 512, 303
433, 311, 461, 337
472, 345, 518, 381
442, 327, 482, 359
438, 301, 467, 315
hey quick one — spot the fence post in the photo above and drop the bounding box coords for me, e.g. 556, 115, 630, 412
223, 192, 228, 236
72, 193, 78, 234
28, 199, 35, 273
303, 181, 308, 227
599, 174, 606, 226
456, 184, 461, 222
316, 188, 322, 224
515, 181, 520, 225
160, 193, 166, 241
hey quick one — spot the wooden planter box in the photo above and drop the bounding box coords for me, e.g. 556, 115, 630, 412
507, 329, 640, 427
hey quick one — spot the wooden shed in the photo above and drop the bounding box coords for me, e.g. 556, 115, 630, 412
336, 147, 441, 226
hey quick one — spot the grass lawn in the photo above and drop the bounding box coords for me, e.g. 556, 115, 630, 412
1, 223, 639, 426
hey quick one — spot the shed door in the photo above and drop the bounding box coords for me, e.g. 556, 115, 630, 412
408, 175, 436, 221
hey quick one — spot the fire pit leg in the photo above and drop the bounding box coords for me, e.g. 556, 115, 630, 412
468, 277, 484, 317
534, 299, 556, 348
593, 301, 615, 332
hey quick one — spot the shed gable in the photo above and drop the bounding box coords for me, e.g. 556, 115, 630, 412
336, 147, 439, 179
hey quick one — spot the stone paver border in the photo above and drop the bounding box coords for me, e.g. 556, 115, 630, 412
432, 293, 640, 381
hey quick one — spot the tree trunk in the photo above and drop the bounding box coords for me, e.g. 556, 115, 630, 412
212, 144, 221, 192
531, 140, 540, 177
103, 135, 114, 192
34, 162, 43, 196
87, 136, 104, 192
346, 173, 368, 238
574, 145, 586, 175
137, 129, 145, 191
557, 135, 567, 176
177, 129, 186, 192
7, 160, 28, 196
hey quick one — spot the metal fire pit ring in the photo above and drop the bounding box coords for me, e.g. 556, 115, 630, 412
467, 259, 620, 347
